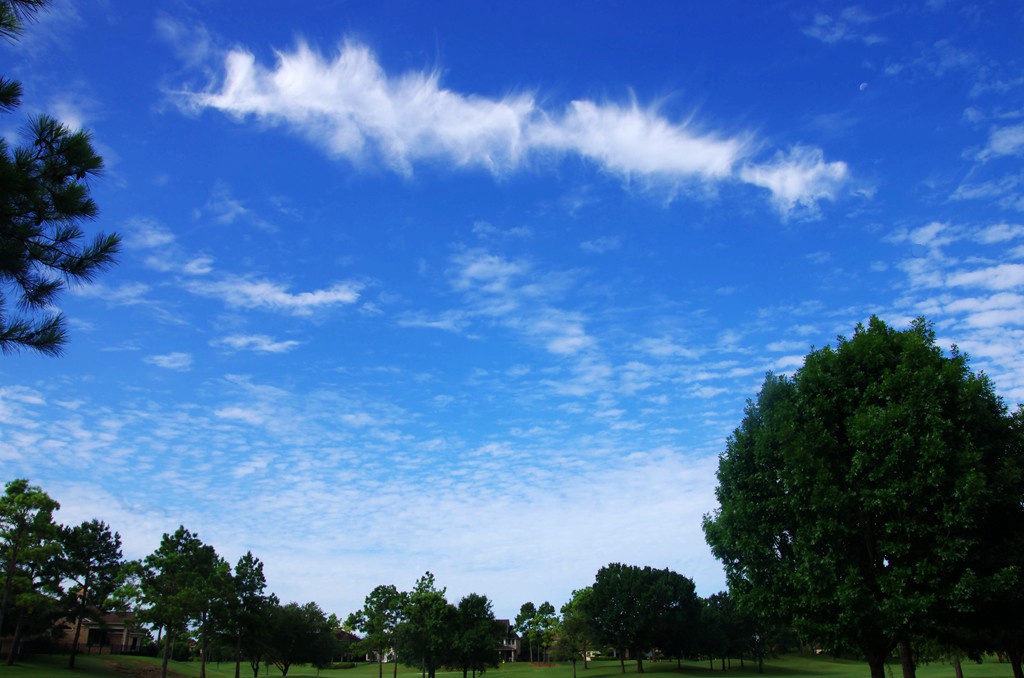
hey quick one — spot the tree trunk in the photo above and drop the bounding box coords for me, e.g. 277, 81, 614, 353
68, 612, 85, 668
953, 654, 964, 678
200, 617, 209, 678
1007, 648, 1024, 678
899, 639, 915, 678
572, 658, 577, 678
758, 654, 764, 674
161, 632, 171, 678
636, 655, 644, 673
6, 610, 25, 666
620, 653, 626, 674
867, 652, 887, 678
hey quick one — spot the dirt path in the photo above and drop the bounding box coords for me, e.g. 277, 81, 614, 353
100, 658, 191, 678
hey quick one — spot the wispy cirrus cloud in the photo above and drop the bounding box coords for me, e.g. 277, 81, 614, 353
178, 39, 848, 215
801, 6, 885, 45
145, 352, 193, 371
185, 275, 361, 315
213, 334, 301, 353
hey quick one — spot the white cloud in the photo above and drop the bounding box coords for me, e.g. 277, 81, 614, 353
125, 218, 176, 250
73, 282, 152, 306
947, 263, 1024, 290
184, 39, 847, 213
214, 406, 267, 426
144, 352, 193, 371
739, 146, 848, 217
975, 223, 1024, 244
580, 236, 621, 254
801, 7, 884, 45
186, 275, 361, 315
530, 99, 742, 179
213, 334, 301, 353
978, 124, 1024, 160
396, 310, 469, 333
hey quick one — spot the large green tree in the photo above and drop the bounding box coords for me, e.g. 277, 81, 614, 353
141, 526, 230, 678
703, 317, 1020, 678
450, 593, 500, 678
582, 563, 700, 674
396, 572, 453, 678
226, 552, 278, 678
58, 519, 124, 668
266, 601, 336, 676
346, 584, 406, 678
0, 0, 120, 355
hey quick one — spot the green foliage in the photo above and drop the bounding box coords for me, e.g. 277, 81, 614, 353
347, 583, 405, 678
395, 572, 453, 678
0, 477, 60, 654
582, 563, 700, 673
703, 317, 1022, 678
0, 0, 120, 355
451, 592, 501, 677
266, 601, 337, 676
554, 588, 594, 674
57, 519, 124, 668
140, 526, 232, 678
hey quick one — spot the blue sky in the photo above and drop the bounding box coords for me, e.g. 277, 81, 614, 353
2, 0, 1023, 620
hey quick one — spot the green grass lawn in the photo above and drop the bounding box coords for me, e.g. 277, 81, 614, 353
1, 654, 1015, 678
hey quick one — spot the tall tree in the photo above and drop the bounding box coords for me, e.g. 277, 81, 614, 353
514, 602, 536, 662
0, 478, 59, 660
451, 593, 500, 678
58, 519, 124, 668
227, 552, 278, 678
0, 0, 120, 355
556, 588, 595, 678
396, 572, 453, 678
703, 317, 1020, 678
347, 584, 406, 678
141, 526, 229, 678
533, 602, 557, 663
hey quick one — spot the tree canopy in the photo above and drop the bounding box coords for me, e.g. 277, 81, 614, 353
703, 316, 1023, 678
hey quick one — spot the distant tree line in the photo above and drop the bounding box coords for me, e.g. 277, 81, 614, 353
0, 481, 344, 676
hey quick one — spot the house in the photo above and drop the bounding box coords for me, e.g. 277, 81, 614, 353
56, 612, 149, 654
494, 619, 520, 662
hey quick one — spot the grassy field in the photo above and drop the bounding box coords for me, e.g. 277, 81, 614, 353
0, 654, 1016, 678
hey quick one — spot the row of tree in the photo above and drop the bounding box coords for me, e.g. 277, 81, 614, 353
703, 317, 1024, 678
346, 574, 503, 678
0, 481, 344, 677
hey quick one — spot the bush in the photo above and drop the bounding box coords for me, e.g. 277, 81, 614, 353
331, 663, 356, 670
